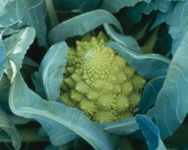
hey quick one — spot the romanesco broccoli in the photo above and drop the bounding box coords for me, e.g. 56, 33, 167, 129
60, 32, 145, 123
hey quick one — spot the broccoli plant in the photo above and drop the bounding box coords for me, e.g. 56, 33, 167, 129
60, 33, 145, 123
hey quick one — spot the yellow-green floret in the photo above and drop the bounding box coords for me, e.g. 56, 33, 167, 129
60, 32, 145, 123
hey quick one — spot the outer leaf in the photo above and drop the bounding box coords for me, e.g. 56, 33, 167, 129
135, 115, 166, 150
153, 1, 188, 55
9, 73, 115, 150
0, 0, 20, 27
19, 0, 47, 47
100, 0, 151, 12
0, 0, 47, 47
104, 117, 139, 135
0, 107, 21, 150
53, 0, 101, 12
125, 0, 177, 25
39, 42, 68, 101
139, 76, 165, 113
3, 27, 35, 82
104, 24, 141, 53
49, 9, 123, 44
105, 115, 166, 150
0, 34, 5, 79
148, 31, 188, 139
0, 0, 10, 15
37, 117, 77, 145
0, 128, 46, 143
143, 0, 174, 14
107, 41, 170, 79
32, 72, 46, 97
0, 75, 10, 104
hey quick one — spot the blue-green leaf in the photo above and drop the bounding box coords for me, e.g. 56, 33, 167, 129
139, 76, 165, 113
3, 27, 35, 82
0, 0, 20, 27
49, 9, 123, 44
153, 1, 188, 55
39, 42, 68, 101
53, 0, 101, 12
32, 71, 46, 98
148, 31, 188, 139
37, 118, 77, 145
143, 0, 174, 14
105, 115, 166, 150
104, 117, 139, 135
100, 0, 151, 13
104, 24, 141, 53
9, 73, 115, 150
0, 75, 10, 104
0, 107, 21, 150
136, 115, 166, 150
107, 41, 170, 79
20, 0, 47, 47
0, 0, 47, 47
0, 34, 5, 79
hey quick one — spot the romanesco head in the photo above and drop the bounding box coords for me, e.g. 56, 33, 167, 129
60, 32, 145, 123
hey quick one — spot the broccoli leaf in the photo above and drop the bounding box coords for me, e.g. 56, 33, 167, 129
3, 27, 35, 82
148, 31, 188, 139
53, 0, 101, 12
107, 41, 170, 79
39, 42, 68, 101
9, 71, 116, 150
153, 1, 188, 55
104, 24, 141, 53
37, 117, 77, 145
0, 35, 5, 80
19, 0, 47, 47
139, 76, 165, 113
104, 115, 166, 150
49, 9, 123, 44
0, 75, 10, 104
100, 0, 151, 13
135, 115, 166, 150
104, 117, 139, 135
0, 0, 47, 47
0, 106, 21, 150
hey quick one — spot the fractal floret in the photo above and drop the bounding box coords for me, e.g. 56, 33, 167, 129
60, 33, 145, 123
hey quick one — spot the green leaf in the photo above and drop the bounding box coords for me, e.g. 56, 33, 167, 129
143, 0, 174, 14
0, 0, 47, 47
139, 76, 165, 113
0, 107, 21, 150
104, 24, 141, 53
3, 27, 35, 82
20, 0, 48, 47
100, 0, 151, 13
0, 0, 20, 27
0, 34, 6, 80
39, 42, 68, 101
148, 31, 188, 139
37, 118, 77, 145
32, 72, 46, 98
107, 41, 170, 79
0, 75, 10, 104
135, 115, 166, 150
104, 117, 139, 135
9, 73, 116, 150
53, 0, 101, 12
49, 9, 123, 44
153, 1, 188, 55
105, 115, 167, 150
